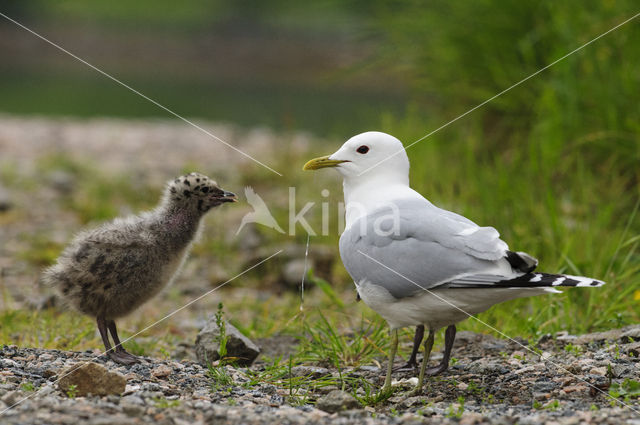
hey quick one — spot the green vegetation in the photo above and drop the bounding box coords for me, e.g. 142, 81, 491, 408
446, 396, 465, 418
609, 379, 640, 403
152, 396, 181, 409
297, 310, 388, 367
20, 382, 35, 392
215, 303, 229, 361
65, 384, 78, 399
563, 343, 583, 356
544, 399, 561, 411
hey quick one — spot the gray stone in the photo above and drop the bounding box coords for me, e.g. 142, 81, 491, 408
0, 185, 12, 212
47, 170, 76, 194
468, 360, 509, 375
290, 366, 331, 379
0, 359, 19, 368
195, 318, 260, 366
573, 328, 623, 344
623, 342, 640, 358
620, 325, 640, 343
1, 391, 20, 407
121, 402, 145, 417
57, 362, 126, 397
282, 259, 313, 288
121, 395, 145, 405
315, 390, 360, 413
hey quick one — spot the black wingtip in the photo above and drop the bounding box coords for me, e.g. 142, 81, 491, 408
506, 251, 537, 273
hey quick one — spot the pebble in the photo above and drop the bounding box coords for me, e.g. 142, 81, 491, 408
151, 365, 173, 379
290, 366, 331, 379
315, 390, 360, 413
0, 185, 12, 212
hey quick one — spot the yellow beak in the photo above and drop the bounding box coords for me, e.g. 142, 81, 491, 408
302, 155, 348, 171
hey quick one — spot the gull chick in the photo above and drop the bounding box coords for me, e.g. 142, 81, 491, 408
304, 131, 604, 394
42, 172, 236, 365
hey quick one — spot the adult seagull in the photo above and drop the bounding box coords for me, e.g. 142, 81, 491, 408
303, 131, 604, 394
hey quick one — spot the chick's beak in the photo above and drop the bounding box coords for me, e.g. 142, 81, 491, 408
302, 155, 349, 171
219, 190, 238, 203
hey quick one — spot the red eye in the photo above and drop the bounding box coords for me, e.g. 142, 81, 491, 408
356, 145, 369, 154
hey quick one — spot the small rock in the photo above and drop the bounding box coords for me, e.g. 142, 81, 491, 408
282, 259, 314, 288
468, 360, 509, 375
0, 185, 12, 212
151, 365, 172, 379
460, 412, 485, 425
621, 326, 640, 343
57, 362, 126, 396
573, 328, 623, 345
562, 384, 588, 394
398, 396, 423, 408
290, 366, 331, 379
26, 293, 58, 311
195, 318, 260, 366
0, 359, 19, 368
624, 342, 640, 357
47, 170, 76, 194
269, 393, 284, 406
315, 390, 360, 413
122, 403, 145, 417
391, 377, 418, 388
1, 391, 19, 407
532, 381, 556, 392
121, 395, 144, 406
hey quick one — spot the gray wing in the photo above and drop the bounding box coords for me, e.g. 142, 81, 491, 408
339, 198, 511, 299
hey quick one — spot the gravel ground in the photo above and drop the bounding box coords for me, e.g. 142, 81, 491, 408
2, 327, 640, 425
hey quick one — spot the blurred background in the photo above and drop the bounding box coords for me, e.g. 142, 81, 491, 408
0, 0, 638, 358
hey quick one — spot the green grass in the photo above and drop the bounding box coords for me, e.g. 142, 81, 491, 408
0, 309, 99, 350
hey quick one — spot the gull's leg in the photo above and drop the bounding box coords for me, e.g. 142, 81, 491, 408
425, 324, 456, 376
381, 329, 399, 394
106, 319, 140, 365
393, 325, 424, 371
412, 328, 435, 395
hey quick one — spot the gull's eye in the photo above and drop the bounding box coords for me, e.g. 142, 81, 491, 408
356, 145, 369, 154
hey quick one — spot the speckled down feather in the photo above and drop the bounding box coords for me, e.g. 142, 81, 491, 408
41, 172, 234, 320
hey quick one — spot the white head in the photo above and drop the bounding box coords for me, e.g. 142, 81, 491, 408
303, 131, 410, 185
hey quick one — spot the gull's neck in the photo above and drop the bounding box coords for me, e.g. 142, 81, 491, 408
342, 172, 416, 229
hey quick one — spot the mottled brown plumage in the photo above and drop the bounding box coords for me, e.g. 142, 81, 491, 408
42, 172, 236, 365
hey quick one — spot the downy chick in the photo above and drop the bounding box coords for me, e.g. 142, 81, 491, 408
42, 172, 236, 365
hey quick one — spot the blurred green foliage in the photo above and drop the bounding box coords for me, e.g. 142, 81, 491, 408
363, 0, 639, 175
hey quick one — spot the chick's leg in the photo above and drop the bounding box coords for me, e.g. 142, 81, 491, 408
106, 319, 140, 365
